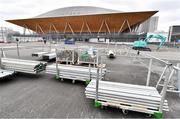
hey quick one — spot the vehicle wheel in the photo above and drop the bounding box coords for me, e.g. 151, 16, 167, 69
61, 78, 64, 81
146, 114, 152, 117
122, 109, 128, 115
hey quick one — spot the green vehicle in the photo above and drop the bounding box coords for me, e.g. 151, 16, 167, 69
132, 34, 166, 51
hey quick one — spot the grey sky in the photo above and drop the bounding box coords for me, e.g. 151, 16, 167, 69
0, 0, 179, 32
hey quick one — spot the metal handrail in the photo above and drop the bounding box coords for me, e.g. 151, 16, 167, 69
173, 66, 180, 71
139, 51, 171, 65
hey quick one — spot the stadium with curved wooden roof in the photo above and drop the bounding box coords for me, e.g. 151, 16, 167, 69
6, 6, 158, 34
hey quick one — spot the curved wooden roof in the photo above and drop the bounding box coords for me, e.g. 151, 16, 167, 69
6, 11, 158, 34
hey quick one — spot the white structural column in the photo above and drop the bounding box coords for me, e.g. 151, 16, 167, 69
52, 24, 58, 33
104, 20, 111, 34
23, 24, 32, 35
63, 22, 74, 35
49, 24, 52, 33
80, 22, 85, 34
118, 20, 126, 34
98, 20, 105, 34
37, 24, 45, 34
63, 22, 68, 34
126, 20, 132, 32
23, 27, 26, 35
118, 20, 132, 34
68, 22, 74, 35
35, 24, 38, 33
85, 21, 92, 34
98, 20, 111, 34
80, 21, 92, 34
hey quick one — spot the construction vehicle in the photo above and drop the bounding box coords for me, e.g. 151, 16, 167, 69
132, 34, 166, 51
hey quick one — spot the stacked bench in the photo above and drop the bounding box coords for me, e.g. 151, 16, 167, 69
1, 58, 47, 74
46, 64, 106, 83
85, 80, 169, 117
32, 51, 48, 58
42, 52, 56, 60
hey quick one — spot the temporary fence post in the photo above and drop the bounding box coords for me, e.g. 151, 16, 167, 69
159, 68, 175, 112
89, 64, 91, 79
156, 64, 169, 88
94, 59, 95, 67
115, 42, 117, 54
49, 35, 52, 52
88, 64, 91, 85
177, 63, 180, 97
0, 48, 2, 68
16, 39, 20, 59
96, 50, 99, 66
55, 49, 60, 79
146, 58, 152, 86
72, 50, 74, 64
95, 65, 100, 102
1, 48, 5, 58
50, 38, 52, 51
66, 57, 68, 65
100, 56, 102, 80
107, 41, 110, 51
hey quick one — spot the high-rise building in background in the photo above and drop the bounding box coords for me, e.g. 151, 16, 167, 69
168, 25, 180, 42
137, 16, 159, 33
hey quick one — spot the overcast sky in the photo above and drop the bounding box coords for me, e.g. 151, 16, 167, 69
0, 0, 180, 33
